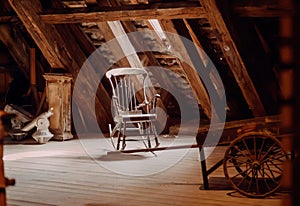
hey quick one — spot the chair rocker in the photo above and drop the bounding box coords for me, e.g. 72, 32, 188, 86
106, 67, 160, 150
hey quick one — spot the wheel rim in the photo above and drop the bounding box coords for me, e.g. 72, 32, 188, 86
223, 132, 288, 197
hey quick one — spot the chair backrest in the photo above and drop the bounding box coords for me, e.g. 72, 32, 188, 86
106, 68, 153, 118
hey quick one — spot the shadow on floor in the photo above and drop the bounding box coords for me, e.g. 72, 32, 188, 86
199, 177, 290, 199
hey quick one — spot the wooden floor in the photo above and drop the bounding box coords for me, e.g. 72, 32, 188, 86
2, 134, 286, 206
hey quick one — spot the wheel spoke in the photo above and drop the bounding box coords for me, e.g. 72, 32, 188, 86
260, 142, 277, 161
228, 156, 251, 165
258, 137, 266, 160
242, 138, 253, 156
247, 169, 254, 193
261, 167, 280, 185
230, 167, 251, 180
264, 162, 279, 178
232, 145, 253, 161
261, 152, 286, 164
262, 166, 282, 175
253, 136, 257, 159
255, 169, 260, 194
237, 168, 253, 187
227, 161, 249, 168
268, 160, 283, 172
258, 169, 272, 191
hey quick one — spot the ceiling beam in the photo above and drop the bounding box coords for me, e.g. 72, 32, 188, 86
8, 0, 113, 132
231, 0, 294, 18
40, 4, 206, 24
200, 0, 266, 117
233, 5, 294, 17
0, 15, 18, 23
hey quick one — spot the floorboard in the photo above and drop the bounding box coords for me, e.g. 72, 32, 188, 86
2, 135, 285, 206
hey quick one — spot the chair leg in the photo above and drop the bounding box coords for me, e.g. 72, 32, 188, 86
199, 147, 209, 190
146, 122, 151, 148
151, 122, 160, 147
110, 122, 120, 150
116, 128, 121, 150
121, 122, 126, 150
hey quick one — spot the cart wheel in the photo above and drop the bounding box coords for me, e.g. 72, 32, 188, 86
223, 132, 288, 198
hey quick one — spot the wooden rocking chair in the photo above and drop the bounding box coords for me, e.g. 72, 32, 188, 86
106, 68, 160, 150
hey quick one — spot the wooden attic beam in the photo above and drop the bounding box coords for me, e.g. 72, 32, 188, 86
159, 19, 214, 120
200, 0, 266, 117
232, 0, 294, 18
40, 4, 206, 24
0, 24, 29, 73
9, 0, 112, 132
183, 19, 225, 104
0, 15, 18, 23
234, 6, 294, 18
8, 0, 64, 69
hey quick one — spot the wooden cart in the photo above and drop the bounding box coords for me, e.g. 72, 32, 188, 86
117, 115, 290, 198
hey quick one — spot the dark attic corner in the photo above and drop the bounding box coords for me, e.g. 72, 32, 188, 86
0, 0, 299, 205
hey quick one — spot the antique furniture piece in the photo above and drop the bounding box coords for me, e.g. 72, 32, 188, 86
106, 67, 160, 150
43, 74, 73, 141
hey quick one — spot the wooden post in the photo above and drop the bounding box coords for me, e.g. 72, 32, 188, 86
43, 74, 73, 141
0, 136, 6, 206
30, 48, 40, 109
293, 1, 300, 205
0, 111, 16, 206
277, 0, 295, 205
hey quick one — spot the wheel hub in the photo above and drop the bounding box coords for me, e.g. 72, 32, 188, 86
252, 161, 261, 170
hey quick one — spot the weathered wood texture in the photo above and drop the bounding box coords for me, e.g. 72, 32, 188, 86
44, 74, 73, 141
277, 0, 296, 205
3, 136, 283, 206
217, 1, 279, 115
8, 0, 63, 69
234, 6, 294, 17
8, 0, 113, 133
294, 1, 300, 204
0, 137, 6, 205
232, 0, 294, 17
0, 111, 15, 206
0, 24, 29, 74
199, 0, 266, 117
159, 19, 213, 120
40, 4, 206, 24
168, 115, 280, 145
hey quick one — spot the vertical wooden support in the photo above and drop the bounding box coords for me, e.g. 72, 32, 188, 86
44, 74, 73, 141
293, 1, 300, 205
278, 1, 294, 205
0, 112, 15, 206
30, 48, 40, 109
0, 137, 6, 206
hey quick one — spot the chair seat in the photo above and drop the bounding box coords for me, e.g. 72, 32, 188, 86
121, 113, 156, 122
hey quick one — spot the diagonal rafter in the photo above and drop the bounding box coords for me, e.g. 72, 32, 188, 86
159, 19, 215, 120
8, 0, 113, 132
199, 0, 266, 117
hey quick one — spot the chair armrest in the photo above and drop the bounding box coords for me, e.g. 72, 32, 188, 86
135, 94, 160, 112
